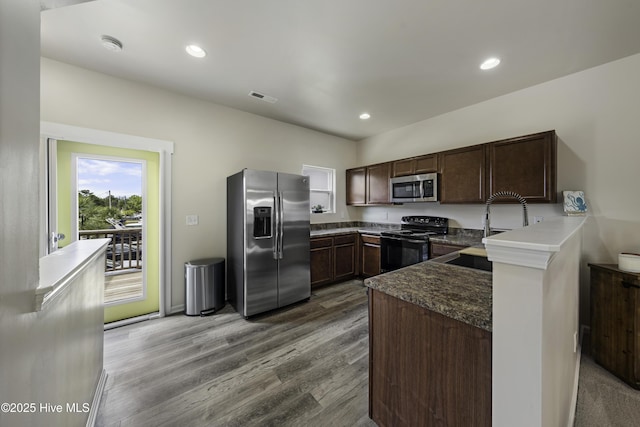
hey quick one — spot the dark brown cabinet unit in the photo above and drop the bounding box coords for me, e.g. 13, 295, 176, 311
392, 154, 438, 177
430, 242, 468, 258
348, 130, 557, 206
488, 130, 557, 203
439, 144, 488, 203
369, 289, 492, 426
346, 163, 391, 206
310, 234, 357, 288
360, 234, 381, 278
310, 237, 334, 287
366, 162, 391, 205
589, 263, 640, 389
346, 167, 366, 205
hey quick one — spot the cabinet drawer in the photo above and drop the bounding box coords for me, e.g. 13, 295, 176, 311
311, 237, 333, 249
361, 234, 380, 245
334, 234, 357, 245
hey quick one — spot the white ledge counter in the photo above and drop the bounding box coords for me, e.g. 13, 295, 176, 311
37, 239, 110, 311
484, 216, 586, 427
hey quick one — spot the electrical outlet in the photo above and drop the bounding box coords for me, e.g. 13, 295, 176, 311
186, 214, 199, 226
533, 216, 544, 224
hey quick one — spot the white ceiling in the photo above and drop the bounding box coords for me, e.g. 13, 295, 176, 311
41, 0, 640, 141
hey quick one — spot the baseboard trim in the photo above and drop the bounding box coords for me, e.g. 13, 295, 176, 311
86, 369, 107, 427
170, 304, 184, 315
567, 325, 589, 427
104, 312, 160, 330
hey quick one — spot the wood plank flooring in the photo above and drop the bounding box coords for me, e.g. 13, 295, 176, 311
97, 280, 376, 427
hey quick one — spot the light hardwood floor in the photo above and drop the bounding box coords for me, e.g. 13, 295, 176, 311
97, 280, 376, 427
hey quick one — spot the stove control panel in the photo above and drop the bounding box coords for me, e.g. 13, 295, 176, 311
401, 216, 449, 227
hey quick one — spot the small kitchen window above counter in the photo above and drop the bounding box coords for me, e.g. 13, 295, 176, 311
302, 165, 335, 213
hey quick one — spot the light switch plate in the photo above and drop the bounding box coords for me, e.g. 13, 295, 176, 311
186, 214, 199, 226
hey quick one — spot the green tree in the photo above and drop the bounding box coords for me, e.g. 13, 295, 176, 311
78, 189, 124, 230
126, 195, 142, 215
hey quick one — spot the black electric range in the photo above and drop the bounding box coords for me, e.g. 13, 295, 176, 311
380, 216, 449, 272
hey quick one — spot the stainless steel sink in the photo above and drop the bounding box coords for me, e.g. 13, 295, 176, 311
431, 251, 493, 272
444, 253, 492, 272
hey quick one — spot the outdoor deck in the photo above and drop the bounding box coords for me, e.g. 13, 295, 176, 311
105, 270, 143, 303
79, 228, 144, 304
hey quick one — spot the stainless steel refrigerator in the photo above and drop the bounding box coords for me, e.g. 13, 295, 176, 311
227, 169, 311, 317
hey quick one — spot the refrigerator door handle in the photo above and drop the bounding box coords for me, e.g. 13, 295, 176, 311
278, 191, 285, 259
272, 193, 279, 260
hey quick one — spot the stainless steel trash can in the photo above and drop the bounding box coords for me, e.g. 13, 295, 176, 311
184, 257, 225, 316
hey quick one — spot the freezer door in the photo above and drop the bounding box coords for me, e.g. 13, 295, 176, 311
244, 170, 279, 316
277, 172, 311, 307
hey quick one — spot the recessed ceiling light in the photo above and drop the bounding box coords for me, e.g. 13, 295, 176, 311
480, 57, 501, 70
359, 113, 371, 120
101, 35, 123, 52
186, 44, 206, 58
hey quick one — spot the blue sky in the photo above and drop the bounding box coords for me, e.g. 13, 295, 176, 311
77, 158, 142, 198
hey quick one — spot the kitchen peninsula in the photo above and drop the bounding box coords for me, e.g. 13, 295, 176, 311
366, 261, 492, 426
365, 216, 586, 427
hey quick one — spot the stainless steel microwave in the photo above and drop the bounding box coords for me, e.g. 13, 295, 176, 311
390, 173, 439, 203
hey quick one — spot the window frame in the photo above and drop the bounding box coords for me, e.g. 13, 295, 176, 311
302, 164, 336, 214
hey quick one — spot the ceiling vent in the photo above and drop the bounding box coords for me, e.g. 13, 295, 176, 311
249, 91, 278, 104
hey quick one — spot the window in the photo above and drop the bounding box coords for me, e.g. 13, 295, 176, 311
302, 165, 335, 214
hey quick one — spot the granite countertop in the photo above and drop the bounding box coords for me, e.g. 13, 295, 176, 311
365, 261, 492, 331
310, 227, 397, 237
429, 234, 483, 247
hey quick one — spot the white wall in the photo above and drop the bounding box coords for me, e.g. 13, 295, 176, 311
357, 53, 640, 323
40, 58, 358, 309
487, 219, 584, 427
1, 1, 101, 426
0, 0, 44, 418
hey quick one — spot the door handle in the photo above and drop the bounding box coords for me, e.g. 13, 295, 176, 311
278, 192, 284, 259
273, 194, 279, 260
50, 232, 65, 250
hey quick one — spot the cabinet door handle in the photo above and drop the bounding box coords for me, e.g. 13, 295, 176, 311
621, 280, 640, 289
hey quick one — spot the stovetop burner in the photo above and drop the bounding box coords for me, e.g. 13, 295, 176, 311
381, 216, 449, 240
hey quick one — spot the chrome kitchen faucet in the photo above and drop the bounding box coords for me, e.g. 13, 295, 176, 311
484, 191, 529, 237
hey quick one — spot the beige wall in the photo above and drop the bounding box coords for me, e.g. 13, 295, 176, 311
40, 57, 358, 309
357, 53, 640, 323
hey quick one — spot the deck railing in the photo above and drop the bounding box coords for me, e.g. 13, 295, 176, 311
79, 228, 142, 272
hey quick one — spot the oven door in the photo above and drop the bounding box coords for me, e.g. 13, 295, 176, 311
380, 235, 429, 272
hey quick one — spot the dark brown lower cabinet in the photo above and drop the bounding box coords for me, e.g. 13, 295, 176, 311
369, 289, 492, 427
430, 242, 467, 258
360, 234, 381, 278
310, 237, 334, 287
589, 263, 640, 389
310, 234, 356, 288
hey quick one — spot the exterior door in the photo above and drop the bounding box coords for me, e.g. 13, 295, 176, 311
55, 140, 160, 324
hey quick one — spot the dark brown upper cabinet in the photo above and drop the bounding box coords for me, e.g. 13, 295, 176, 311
348, 130, 557, 206
439, 145, 488, 204
488, 130, 557, 203
346, 163, 391, 205
346, 167, 366, 205
366, 162, 391, 204
392, 154, 438, 177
